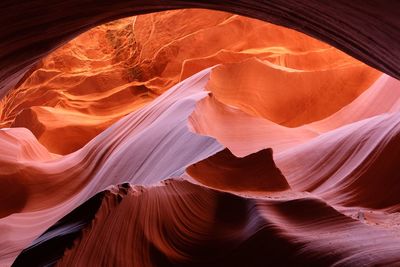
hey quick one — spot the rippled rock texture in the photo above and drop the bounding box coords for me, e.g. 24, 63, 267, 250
1, 7, 400, 267
0, 10, 379, 154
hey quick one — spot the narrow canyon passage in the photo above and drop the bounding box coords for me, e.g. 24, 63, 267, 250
0, 6, 400, 267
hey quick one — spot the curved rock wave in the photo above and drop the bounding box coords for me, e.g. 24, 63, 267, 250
0, 69, 222, 266
14, 179, 400, 267
5, 66, 400, 266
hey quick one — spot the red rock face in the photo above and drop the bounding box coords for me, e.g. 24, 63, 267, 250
0, 7, 400, 267
0, 10, 379, 154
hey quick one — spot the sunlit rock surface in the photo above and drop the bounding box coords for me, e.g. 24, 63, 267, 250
0, 9, 379, 154
0, 8, 399, 267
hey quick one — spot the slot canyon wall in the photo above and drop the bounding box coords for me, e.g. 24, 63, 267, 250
0, 2, 399, 267
1, 0, 399, 98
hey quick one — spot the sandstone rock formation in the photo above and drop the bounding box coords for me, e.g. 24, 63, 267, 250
0, 7, 399, 267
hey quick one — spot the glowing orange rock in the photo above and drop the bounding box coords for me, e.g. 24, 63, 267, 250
0, 9, 378, 154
